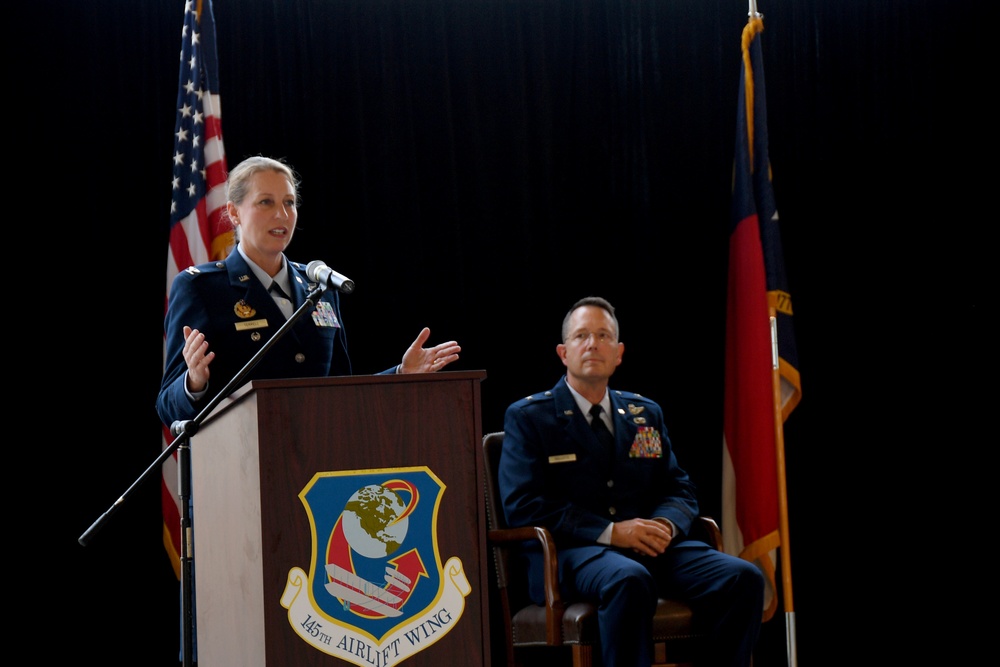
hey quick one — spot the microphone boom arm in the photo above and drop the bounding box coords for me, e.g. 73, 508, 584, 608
79, 283, 329, 667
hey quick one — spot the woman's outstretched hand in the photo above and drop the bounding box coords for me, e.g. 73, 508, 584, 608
398, 327, 461, 373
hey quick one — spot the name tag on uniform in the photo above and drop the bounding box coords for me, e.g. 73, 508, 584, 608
548, 454, 577, 464
235, 319, 269, 331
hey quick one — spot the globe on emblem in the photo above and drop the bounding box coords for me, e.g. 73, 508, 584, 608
341, 484, 411, 558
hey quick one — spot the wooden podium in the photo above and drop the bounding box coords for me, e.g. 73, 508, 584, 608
190, 371, 489, 667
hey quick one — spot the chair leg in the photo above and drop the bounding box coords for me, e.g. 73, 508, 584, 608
652, 641, 696, 667
571, 644, 595, 667
655, 642, 666, 664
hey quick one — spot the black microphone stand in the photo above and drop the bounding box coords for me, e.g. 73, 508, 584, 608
79, 285, 328, 667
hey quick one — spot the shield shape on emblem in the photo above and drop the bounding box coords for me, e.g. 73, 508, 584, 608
299, 467, 445, 644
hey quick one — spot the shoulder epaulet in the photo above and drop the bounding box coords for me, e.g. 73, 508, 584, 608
184, 260, 226, 276
612, 389, 654, 402
519, 390, 555, 403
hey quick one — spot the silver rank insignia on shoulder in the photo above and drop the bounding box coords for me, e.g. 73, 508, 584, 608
185, 266, 201, 274
628, 404, 645, 415
311, 301, 341, 328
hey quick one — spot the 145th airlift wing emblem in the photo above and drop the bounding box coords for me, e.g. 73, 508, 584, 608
281, 467, 471, 666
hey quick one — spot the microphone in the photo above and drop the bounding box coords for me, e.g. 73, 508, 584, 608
306, 260, 356, 294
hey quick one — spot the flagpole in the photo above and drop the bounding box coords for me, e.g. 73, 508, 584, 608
769, 309, 798, 667
744, 0, 798, 667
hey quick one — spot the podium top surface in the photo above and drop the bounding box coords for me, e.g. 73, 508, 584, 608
200, 370, 487, 429
251, 369, 487, 390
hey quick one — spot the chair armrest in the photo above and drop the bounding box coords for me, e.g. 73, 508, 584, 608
488, 525, 564, 644
695, 516, 723, 550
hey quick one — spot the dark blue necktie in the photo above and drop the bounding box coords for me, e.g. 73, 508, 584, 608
269, 281, 293, 319
269, 281, 290, 300
589, 404, 615, 454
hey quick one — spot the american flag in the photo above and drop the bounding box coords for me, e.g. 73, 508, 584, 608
721, 14, 801, 623
162, 0, 230, 579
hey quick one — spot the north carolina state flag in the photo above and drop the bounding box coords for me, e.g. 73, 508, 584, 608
722, 15, 801, 623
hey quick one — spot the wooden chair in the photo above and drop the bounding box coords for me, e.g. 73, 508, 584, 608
483, 431, 722, 667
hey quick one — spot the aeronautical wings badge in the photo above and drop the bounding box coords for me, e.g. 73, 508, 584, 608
281, 467, 471, 666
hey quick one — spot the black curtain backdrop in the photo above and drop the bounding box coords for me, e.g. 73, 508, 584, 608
35, 0, 986, 665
